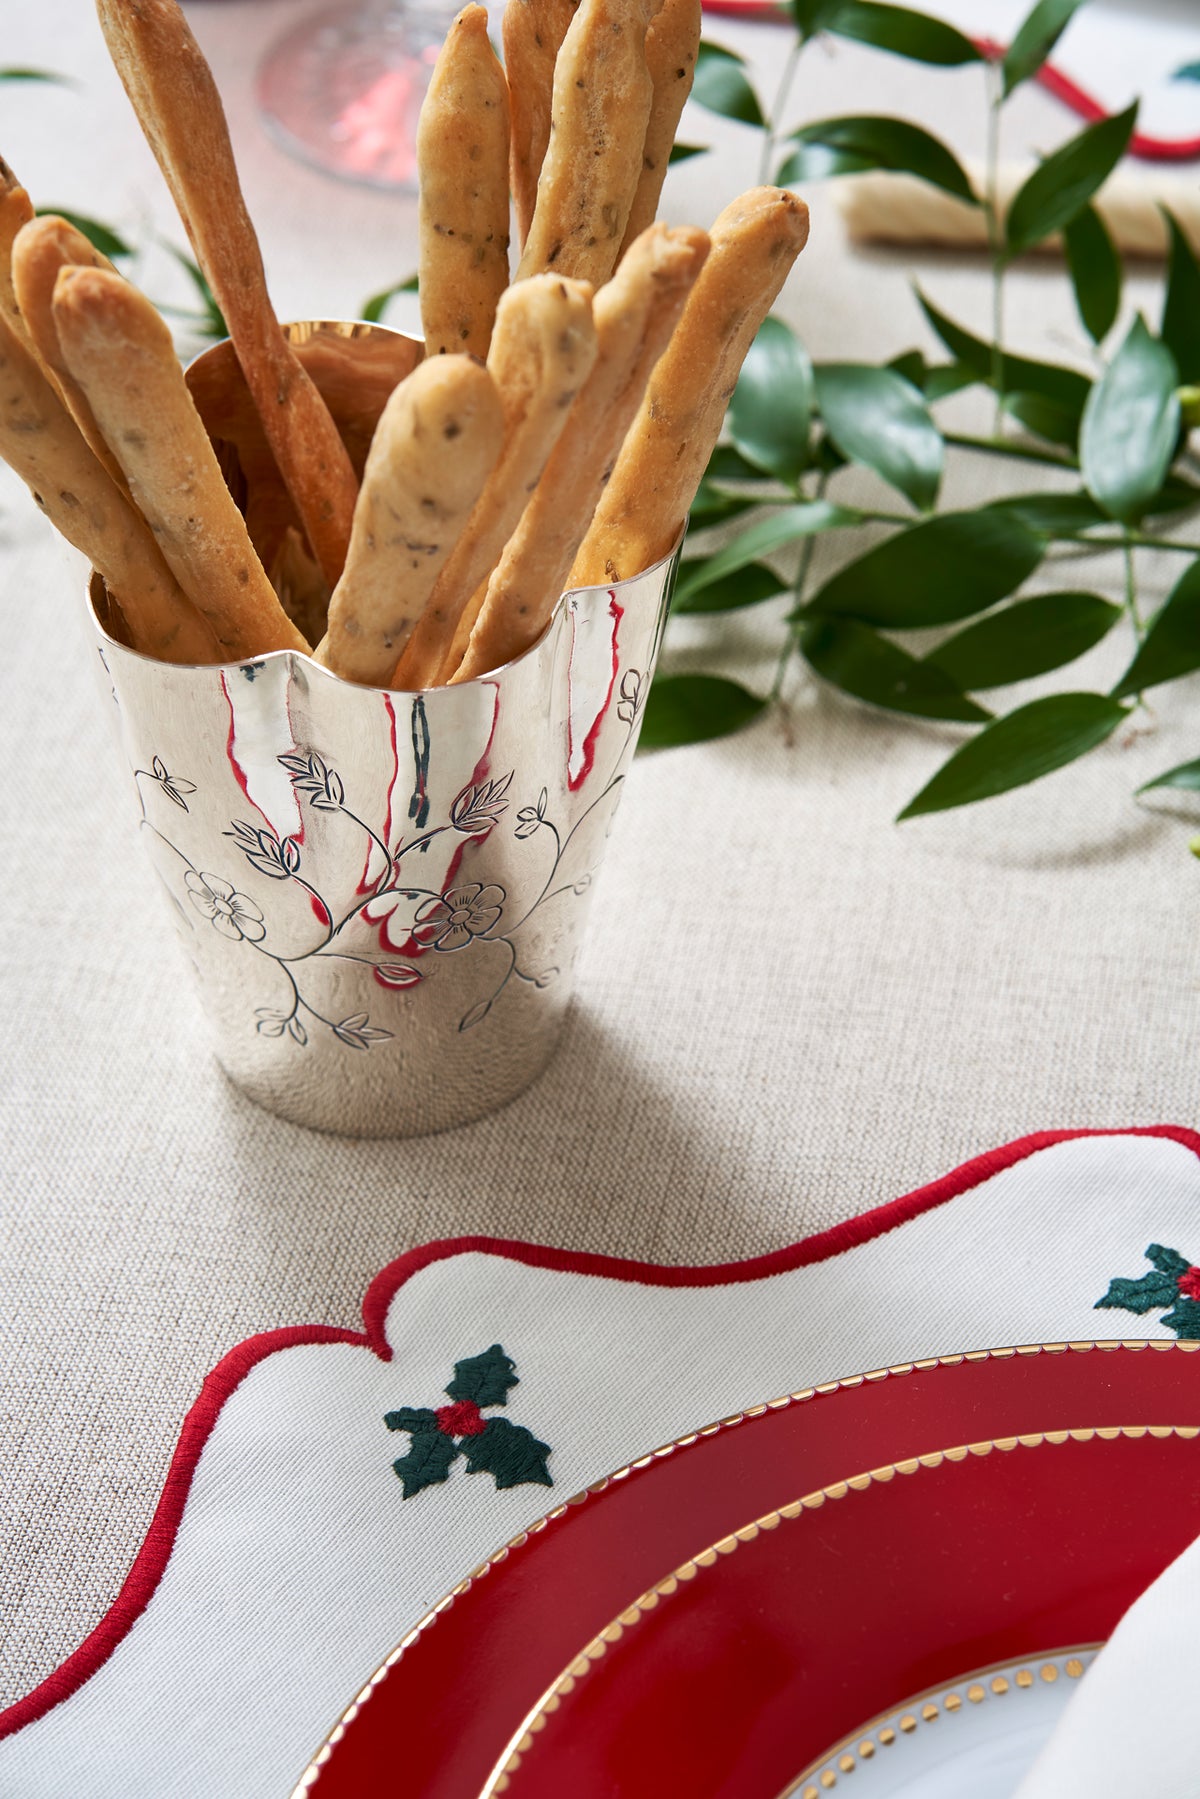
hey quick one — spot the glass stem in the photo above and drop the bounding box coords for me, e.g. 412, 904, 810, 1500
758, 33, 804, 186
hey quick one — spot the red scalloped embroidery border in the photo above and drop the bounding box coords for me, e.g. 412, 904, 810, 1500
3, 1123, 1198, 1741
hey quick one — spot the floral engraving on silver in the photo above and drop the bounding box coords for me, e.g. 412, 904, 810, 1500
89, 555, 671, 1138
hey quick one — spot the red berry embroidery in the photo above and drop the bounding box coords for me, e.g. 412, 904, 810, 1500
436, 1400, 487, 1437
1177, 1266, 1200, 1302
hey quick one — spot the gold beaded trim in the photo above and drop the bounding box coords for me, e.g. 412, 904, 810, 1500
290, 1339, 1194, 1794
782, 1647, 1098, 1796
480, 1423, 1199, 1796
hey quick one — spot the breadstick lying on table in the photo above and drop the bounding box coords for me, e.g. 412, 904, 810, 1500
619, 0, 702, 255
53, 266, 308, 658
12, 214, 129, 490
391, 273, 598, 690
0, 158, 35, 345
95, 0, 359, 589
0, 311, 219, 663
503, 0, 580, 248
418, 4, 511, 358
515, 0, 656, 286
316, 357, 505, 687
571, 186, 810, 586
453, 223, 708, 683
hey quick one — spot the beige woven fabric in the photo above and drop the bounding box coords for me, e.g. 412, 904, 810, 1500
1, 0, 1197, 1707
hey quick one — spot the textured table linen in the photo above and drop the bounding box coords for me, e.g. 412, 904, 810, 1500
1, 0, 1199, 1753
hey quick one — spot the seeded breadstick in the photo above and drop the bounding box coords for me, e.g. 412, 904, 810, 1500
571, 187, 809, 586
0, 158, 34, 344
53, 266, 308, 657
619, 0, 702, 255
316, 357, 505, 687
95, 0, 359, 588
453, 224, 707, 682
418, 6, 511, 358
0, 311, 218, 663
12, 215, 129, 490
503, 0, 580, 247
515, 0, 656, 286
391, 274, 597, 689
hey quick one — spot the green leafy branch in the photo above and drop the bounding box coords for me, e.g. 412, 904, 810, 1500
648, 0, 1200, 818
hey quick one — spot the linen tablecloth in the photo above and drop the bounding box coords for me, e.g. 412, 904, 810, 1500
2, 0, 1198, 1742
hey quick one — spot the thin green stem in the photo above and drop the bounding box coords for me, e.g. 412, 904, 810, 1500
758, 33, 803, 186
1123, 532, 1145, 644
774, 474, 827, 701
943, 431, 1073, 468
983, 59, 1006, 432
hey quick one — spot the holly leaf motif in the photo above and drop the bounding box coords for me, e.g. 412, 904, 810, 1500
460, 1417, 553, 1490
390, 1429, 460, 1498
1160, 1296, 1200, 1340
384, 1406, 440, 1433
1095, 1243, 1190, 1314
445, 1343, 518, 1407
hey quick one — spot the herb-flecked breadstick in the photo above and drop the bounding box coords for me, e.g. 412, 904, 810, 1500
0, 310, 219, 663
316, 357, 505, 687
95, 0, 360, 588
514, 0, 656, 286
503, 0, 580, 247
571, 187, 809, 585
619, 0, 702, 254
12, 215, 129, 491
0, 158, 35, 345
391, 274, 597, 688
453, 224, 708, 681
53, 266, 308, 658
418, 5, 511, 358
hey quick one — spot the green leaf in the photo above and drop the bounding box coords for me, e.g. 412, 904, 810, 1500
1138, 757, 1200, 796
0, 66, 73, 85
161, 242, 227, 338
926, 591, 1121, 689
1175, 61, 1200, 83
1004, 104, 1138, 259
1080, 314, 1180, 523
1113, 558, 1200, 697
825, 1, 981, 66
1062, 203, 1121, 343
918, 291, 1091, 418
676, 500, 860, 599
668, 141, 707, 164
384, 1406, 439, 1433
1000, 390, 1083, 449
814, 362, 942, 509
800, 617, 990, 721
640, 674, 767, 747
791, 0, 845, 38
390, 1428, 460, 1498
1160, 212, 1200, 385
461, 1417, 553, 1490
673, 562, 787, 614
1095, 1270, 1184, 1314
361, 272, 419, 323
40, 210, 133, 260
988, 491, 1105, 534
691, 42, 764, 127
1002, 0, 1088, 97
444, 1343, 518, 1407
688, 485, 758, 526
1146, 475, 1200, 519
706, 444, 765, 486
781, 116, 975, 204
897, 692, 1128, 818
805, 508, 1044, 629
727, 317, 812, 483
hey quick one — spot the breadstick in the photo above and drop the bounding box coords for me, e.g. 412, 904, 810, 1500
515, 0, 656, 286
95, 0, 359, 588
12, 215, 129, 490
503, 0, 580, 247
391, 274, 597, 688
619, 0, 702, 255
571, 187, 809, 585
316, 356, 505, 687
418, 5, 511, 358
53, 266, 308, 658
0, 311, 219, 663
0, 158, 35, 345
454, 223, 707, 681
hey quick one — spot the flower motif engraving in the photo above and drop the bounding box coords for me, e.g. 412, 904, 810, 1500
332, 1012, 393, 1051
278, 749, 345, 812
616, 668, 643, 726
186, 871, 266, 942
450, 774, 513, 833
142, 755, 197, 811
416, 883, 505, 951
225, 818, 302, 881
515, 788, 549, 839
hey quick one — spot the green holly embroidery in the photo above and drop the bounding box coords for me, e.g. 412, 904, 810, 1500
1095, 1243, 1200, 1338
384, 1344, 553, 1499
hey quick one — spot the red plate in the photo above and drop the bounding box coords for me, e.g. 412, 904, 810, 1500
487, 1423, 1200, 1797
293, 1342, 1200, 1798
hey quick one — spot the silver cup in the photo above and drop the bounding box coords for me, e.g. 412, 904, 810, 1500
86, 322, 675, 1137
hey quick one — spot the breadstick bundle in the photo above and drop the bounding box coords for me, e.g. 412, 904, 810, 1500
0, 0, 809, 688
